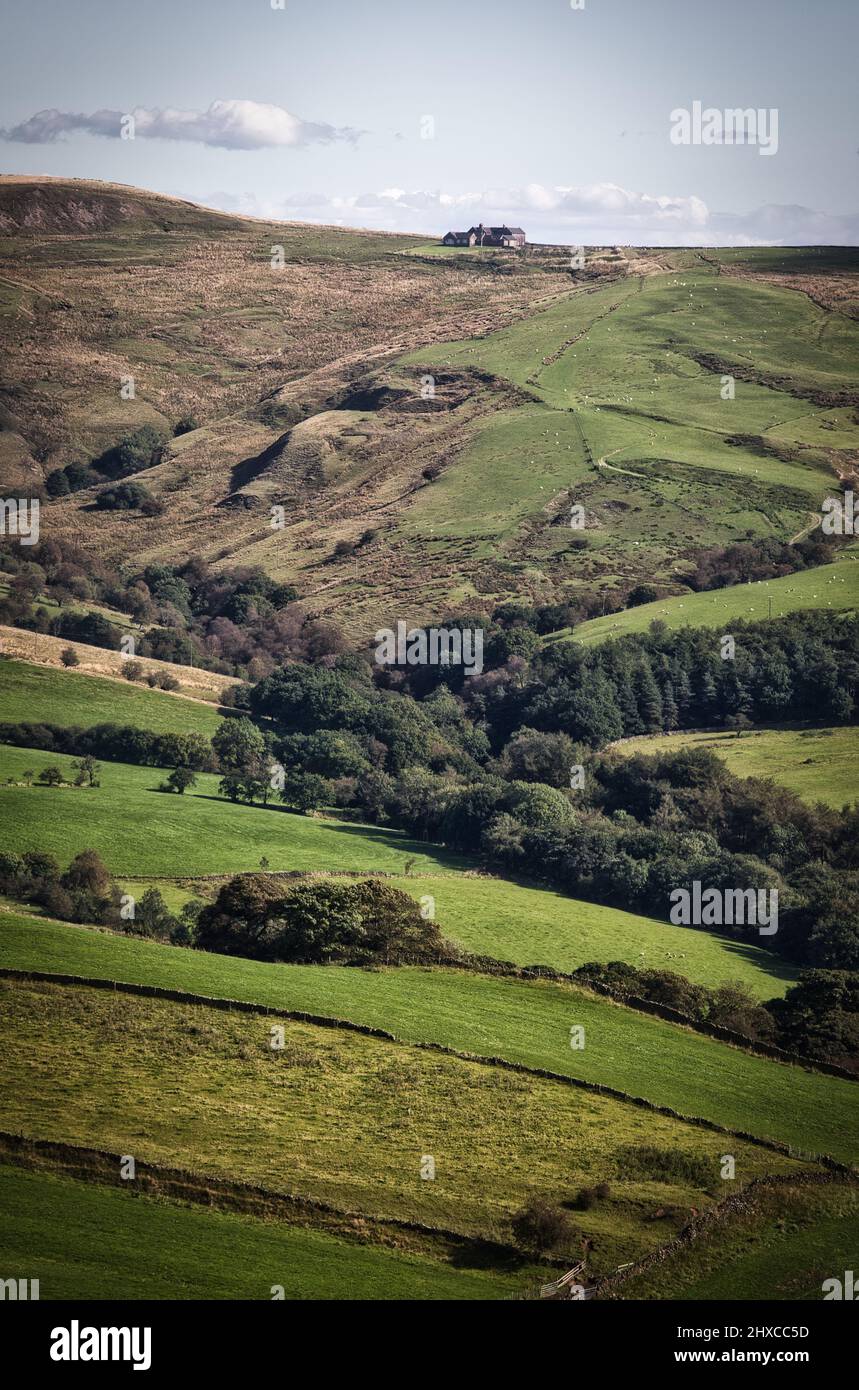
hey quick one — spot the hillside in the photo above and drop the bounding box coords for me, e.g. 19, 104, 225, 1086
8, 181, 857, 635
0, 1165, 525, 1301
2, 914, 852, 1160
551, 555, 859, 646
1, 178, 858, 1306
614, 725, 859, 809
0, 658, 228, 733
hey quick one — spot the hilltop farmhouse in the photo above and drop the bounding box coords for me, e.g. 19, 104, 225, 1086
442, 223, 526, 249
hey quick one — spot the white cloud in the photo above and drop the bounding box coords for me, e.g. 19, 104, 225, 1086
203, 181, 856, 245
1, 100, 361, 149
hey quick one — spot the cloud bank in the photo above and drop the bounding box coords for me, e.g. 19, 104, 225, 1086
206, 182, 859, 246
1, 100, 361, 149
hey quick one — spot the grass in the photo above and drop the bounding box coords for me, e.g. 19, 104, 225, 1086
0, 744, 466, 876
397, 403, 590, 550
0, 660, 223, 737
1, 912, 855, 1163
614, 726, 859, 810
600, 1179, 859, 1301
0, 1165, 524, 1301
115, 871, 793, 999
387, 875, 793, 999
399, 264, 858, 615
552, 558, 859, 646
0, 977, 810, 1275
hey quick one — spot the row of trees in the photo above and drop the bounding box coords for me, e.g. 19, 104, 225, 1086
574, 960, 859, 1070
215, 616, 859, 978
0, 721, 215, 772
0, 848, 201, 942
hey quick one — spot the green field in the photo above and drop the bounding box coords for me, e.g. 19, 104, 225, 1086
0, 661, 223, 737
1, 728, 796, 1000
615, 725, 859, 810
555, 559, 859, 646
117, 872, 796, 999
389, 875, 792, 999
0, 1165, 526, 1301
397, 403, 590, 551
600, 1178, 859, 1301
400, 264, 858, 599
0, 977, 810, 1274
2, 913, 854, 1162
0, 744, 464, 876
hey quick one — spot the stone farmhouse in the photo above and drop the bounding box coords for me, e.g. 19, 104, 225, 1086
441, 223, 526, 249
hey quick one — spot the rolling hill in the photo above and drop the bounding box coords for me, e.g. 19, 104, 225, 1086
0, 975, 822, 1278
614, 725, 859, 809
2, 178, 858, 1303
2, 913, 853, 1161
4, 180, 856, 635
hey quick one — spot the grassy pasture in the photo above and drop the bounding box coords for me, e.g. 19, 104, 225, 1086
387, 876, 793, 999
552, 558, 859, 646
0, 978, 809, 1274
111, 872, 792, 999
0, 1165, 525, 1301
398, 404, 590, 548
0, 660, 223, 737
406, 267, 859, 425
1, 914, 854, 1162
614, 726, 859, 810
114, 866, 793, 1000
397, 264, 858, 606
0, 744, 465, 877
600, 1178, 859, 1301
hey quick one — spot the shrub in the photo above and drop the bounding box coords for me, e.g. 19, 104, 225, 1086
94, 425, 165, 480
510, 1198, 574, 1254
94, 480, 154, 511
61, 849, 111, 896
627, 584, 659, 608
45, 469, 71, 498
21, 850, 60, 881
195, 876, 448, 966
146, 670, 180, 691
59, 646, 79, 668
166, 767, 197, 795
614, 1146, 714, 1188
41, 884, 76, 920
131, 887, 177, 939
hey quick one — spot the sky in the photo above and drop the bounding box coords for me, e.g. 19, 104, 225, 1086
1, 0, 856, 245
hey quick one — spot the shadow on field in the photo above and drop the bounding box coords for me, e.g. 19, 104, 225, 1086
711, 933, 798, 988
177, 792, 468, 869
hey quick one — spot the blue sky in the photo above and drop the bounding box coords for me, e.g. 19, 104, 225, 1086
1, 0, 856, 243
